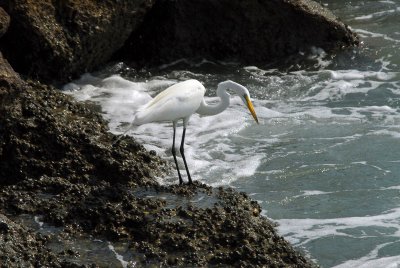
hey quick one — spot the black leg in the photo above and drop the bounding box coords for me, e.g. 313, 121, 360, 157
172, 122, 183, 185
180, 127, 192, 184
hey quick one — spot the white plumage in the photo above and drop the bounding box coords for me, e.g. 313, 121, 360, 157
120, 79, 259, 185
134, 80, 206, 125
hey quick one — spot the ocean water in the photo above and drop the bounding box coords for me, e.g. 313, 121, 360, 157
63, 0, 400, 267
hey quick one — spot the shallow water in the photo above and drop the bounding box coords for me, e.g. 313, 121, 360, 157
64, 0, 400, 267
17, 214, 136, 267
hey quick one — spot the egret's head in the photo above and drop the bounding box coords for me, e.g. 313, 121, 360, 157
220, 80, 259, 124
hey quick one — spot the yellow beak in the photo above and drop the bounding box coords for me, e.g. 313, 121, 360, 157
245, 95, 259, 124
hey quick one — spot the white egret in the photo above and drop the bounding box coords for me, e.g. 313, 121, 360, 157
119, 79, 259, 185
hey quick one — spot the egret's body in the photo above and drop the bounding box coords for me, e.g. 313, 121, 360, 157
124, 79, 258, 185
134, 80, 205, 125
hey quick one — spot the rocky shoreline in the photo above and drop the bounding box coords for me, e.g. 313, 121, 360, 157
0, 0, 358, 266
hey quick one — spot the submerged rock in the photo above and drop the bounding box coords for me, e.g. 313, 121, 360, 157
0, 178, 316, 267
0, 214, 62, 267
119, 0, 359, 66
0, 0, 154, 82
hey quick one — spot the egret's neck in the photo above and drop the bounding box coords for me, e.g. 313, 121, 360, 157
196, 85, 230, 116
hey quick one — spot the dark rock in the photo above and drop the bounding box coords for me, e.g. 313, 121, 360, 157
118, 0, 359, 66
0, 179, 317, 267
0, 0, 155, 82
0, 57, 165, 186
0, 214, 61, 267
0, 51, 20, 84
0, 0, 358, 83
0, 52, 22, 127
0, 7, 9, 39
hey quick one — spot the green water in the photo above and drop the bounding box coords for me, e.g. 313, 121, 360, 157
231, 1, 400, 266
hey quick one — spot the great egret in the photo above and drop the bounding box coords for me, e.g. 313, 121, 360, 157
120, 79, 259, 185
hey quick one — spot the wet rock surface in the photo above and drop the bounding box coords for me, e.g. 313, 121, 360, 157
118, 0, 359, 66
0, 178, 316, 267
0, 213, 62, 267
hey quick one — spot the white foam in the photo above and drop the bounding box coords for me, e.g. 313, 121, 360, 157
308, 47, 331, 69
108, 242, 130, 268
297, 190, 333, 197
298, 69, 399, 102
369, 129, 400, 139
351, 161, 391, 174
333, 242, 400, 268
384, 185, 400, 190
329, 70, 396, 81
355, 29, 400, 44
277, 207, 400, 246
379, 0, 396, 4
354, 7, 400, 21
34, 215, 44, 228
